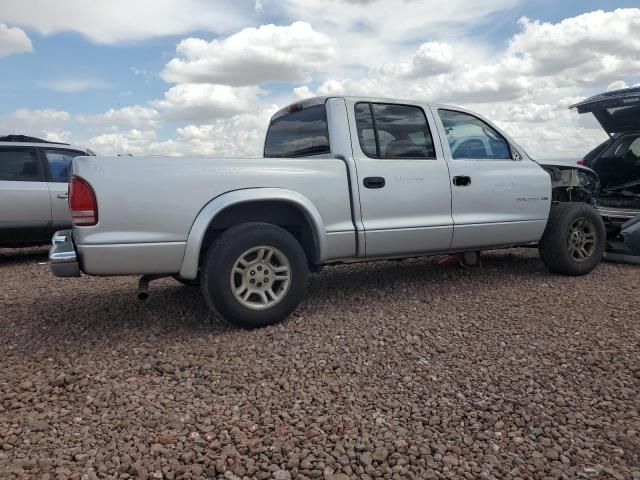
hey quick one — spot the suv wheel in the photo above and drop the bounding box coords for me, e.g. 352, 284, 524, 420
201, 222, 309, 328
539, 202, 605, 276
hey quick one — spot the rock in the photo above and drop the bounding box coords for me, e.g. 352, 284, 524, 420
443, 455, 459, 467
156, 434, 177, 445
372, 447, 388, 463
273, 470, 291, 480
359, 452, 373, 467
64, 374, 80, 385
545, 448, 559, 461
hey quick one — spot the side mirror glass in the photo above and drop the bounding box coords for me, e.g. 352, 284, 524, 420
511, 146, 522, 161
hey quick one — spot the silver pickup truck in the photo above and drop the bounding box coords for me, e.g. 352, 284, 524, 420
50, 96, 604, 328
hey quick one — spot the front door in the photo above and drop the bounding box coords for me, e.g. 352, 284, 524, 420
349, 101, 453, 257
433, 108, 550, 250
0, 146, 51, 245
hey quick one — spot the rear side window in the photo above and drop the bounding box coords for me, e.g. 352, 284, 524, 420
438, 109, 511, 160
0, 147, 41, 181
264, 106, 330, 157
45, 149, 85, 182
355, 103, 436, 159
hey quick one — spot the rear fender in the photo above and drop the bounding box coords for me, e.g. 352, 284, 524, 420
179, 188, 327, 279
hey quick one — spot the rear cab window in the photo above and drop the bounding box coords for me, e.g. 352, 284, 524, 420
0, 147, 43, 182
264, 105, 331, 158
354, 102, 436, 159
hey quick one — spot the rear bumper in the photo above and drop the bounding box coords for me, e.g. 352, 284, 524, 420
49, 230, 81, 277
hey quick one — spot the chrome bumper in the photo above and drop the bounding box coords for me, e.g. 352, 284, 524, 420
49, 230, 81, 277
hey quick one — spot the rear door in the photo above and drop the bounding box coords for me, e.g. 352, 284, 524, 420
0, 146, 51, 244
42, 148, 87, 231
433, 108, 550, 250
348, 101, 453, 257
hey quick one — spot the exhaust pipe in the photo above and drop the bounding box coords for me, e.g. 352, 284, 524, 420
137, 274, 167, 301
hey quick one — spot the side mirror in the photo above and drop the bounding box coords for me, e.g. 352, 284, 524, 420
511, 146, 522, 161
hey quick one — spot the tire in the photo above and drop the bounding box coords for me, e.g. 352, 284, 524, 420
172, 275, 200, 287
538, 202, 605, 276
200, 222, 309, 328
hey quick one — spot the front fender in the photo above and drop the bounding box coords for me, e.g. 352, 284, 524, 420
178, 188, 327, 279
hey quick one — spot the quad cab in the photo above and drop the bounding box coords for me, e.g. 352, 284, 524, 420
50, 96, 605, 328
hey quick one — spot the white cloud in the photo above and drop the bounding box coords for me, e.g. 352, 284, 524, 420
151, 106, 278, 157
78, 106, 162, 130
83, 106, 278, 157
41, 78, 110, 93
162, 22, 334, 86
496, 121, 608, 161
152, 83, 263, 122
0, 23, 32, 57
504, 9, 640, 84
85, 129, 158, 156
0, 108, 70, 140
382, 42, 457, 79
271, 0, 518, 67
0, 0, 249, 44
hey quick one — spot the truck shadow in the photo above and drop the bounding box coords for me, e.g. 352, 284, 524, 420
8, 249, 548, 355
0, 246, 48, 267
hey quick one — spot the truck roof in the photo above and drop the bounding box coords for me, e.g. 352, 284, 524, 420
273, 96, 460, 121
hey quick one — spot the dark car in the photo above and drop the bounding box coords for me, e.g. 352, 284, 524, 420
571, 88, 640, 260
571, 87, 640, 230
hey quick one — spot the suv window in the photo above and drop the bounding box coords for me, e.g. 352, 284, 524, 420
264, 106, 330, 157
0, 147, 41, 182
45, 149, 85, 182
355, 103, 435, 159
438, 109, 511, 160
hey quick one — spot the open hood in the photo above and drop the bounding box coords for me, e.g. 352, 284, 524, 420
570, 87, 640, 135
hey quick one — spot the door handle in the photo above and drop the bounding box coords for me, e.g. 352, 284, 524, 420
453, 176, 471, 187
363, 176, 386, 189
57, 193, 69, 199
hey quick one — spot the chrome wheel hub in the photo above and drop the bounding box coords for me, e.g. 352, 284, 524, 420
567, 217, 597, 262
230, 246, 291, 310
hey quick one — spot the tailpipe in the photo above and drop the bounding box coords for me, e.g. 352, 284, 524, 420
137, 274, 167, 301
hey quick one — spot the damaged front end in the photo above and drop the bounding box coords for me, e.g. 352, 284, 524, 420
539, 163, 600, 205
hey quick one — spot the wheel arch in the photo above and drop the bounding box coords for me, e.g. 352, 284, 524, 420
179, 188, 327, 279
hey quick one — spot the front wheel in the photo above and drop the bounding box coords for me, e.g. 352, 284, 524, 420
538, 202, 605, 276
200, 222, 309, 328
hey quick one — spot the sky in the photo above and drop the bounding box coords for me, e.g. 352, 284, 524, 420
0, 0, 639, 159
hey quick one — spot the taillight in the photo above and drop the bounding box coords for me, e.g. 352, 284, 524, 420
577, 159, 584, 166
69, 176, 98, 226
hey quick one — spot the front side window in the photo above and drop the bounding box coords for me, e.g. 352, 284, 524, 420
264, 106, 330, 157
45, 149, 85, 182
355, 103, 436, 159
438, 109, 511, 160
0, 147, 41, 181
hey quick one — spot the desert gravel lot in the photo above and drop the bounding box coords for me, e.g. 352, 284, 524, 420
1, 247, 639, 480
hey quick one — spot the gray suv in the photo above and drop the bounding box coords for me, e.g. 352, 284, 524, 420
0, 135, 94, 247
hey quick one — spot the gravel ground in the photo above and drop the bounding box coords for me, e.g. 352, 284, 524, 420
1, 247, 639, 480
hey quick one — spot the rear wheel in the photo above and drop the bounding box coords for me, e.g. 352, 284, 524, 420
538, 202, 605, 276
200, 222, 309, 328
